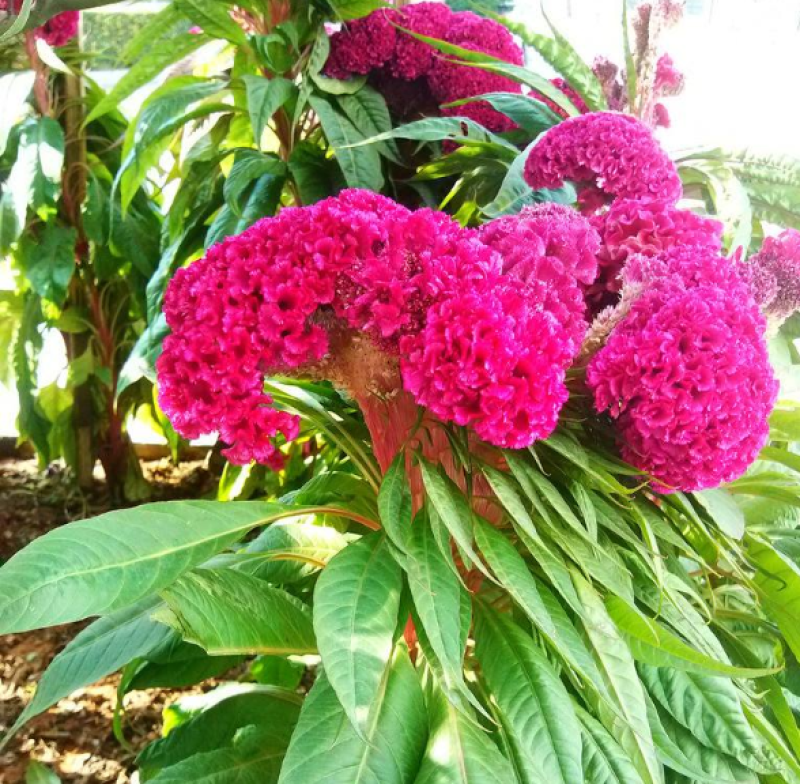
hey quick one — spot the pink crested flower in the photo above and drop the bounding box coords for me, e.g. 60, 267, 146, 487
654, 53, 684, 95
389, 1, 453, 80
738, 229, 800, 326
428, 11, 524, 133
653, 102, 670, 128
479, 203, 600, 355
524, 112, 683, 205
532, 78, 590, 120
592, 56, 628, 112
0, 0, 78, 47
588, 246, 777, 492
401, 282, 571, 449
324, 9, 397, 78
586, 198, 723, 311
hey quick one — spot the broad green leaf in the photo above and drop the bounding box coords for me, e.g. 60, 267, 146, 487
250, 655, 305, 690
158, 568, 316, 655
137, 684, 301, 776
419, 459, 482, 572
446, 91, 561, 136
405, 512, 476, 713
0, 501, 294, 633
25, 761, 60, 784
309, 95, 383, 191
128, 636, 243, 690
18, 224, 76, 307
475, 606, 583, 784
473, 517, 604, 693
574, 573, 663, 784
238, 520, 349, 583
87, 32, 214, 123
327, 0, 388, 20
288, 141, 344, 205
243, 75, 297, 147
223, 149, 286, 216
639, 664, 769, 770
2, 596, 171, 745
748, 537, 800, 662
337, 87, 401, 163
578, 707, 645, 784
175, 0, 248, 46
355, 116, 517, 151
413, 681, 517, 784
278, 648, 427, 784
480, 465, 539, 541
313, 533, 402, 738
606, 597, 777, 678
377, 454, 413, 556
121, 3, 186, 62
147, 724, 288, 784
645, 694, 759, 784
0, 72, 34, 157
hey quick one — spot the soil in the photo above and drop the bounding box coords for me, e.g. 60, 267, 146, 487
0, 457, 219, 784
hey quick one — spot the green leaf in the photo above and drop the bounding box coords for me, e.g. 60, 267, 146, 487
639, 664, 769, 770
445, 91, 561, 136
404, 511, 475, 713
413, 680, 517, 784
748, 537, 800, 662
87, 33, 214, 123
25, 761, 60, 784
309, 95, 384, 191
224, 150, 286, 217
574, 573, 663, 784
250, 655, 304, 690
337, 87, 401, 163
158, 568, 316, 656
606, 597, 777, 678
419, 459, 482, 572
0, 72, 34, 157
578, 707, 645, 784
2, 596, 171, 746
147, 723, 288, 784
18, 224, 76, 307
137, 684, 301, 776
327, 0, 389, 20
621, 0, 637, 110
645, 694, 759, 784
175, 0, 248, 46
473, 517, 604, 692
243, 75, 297, 147
377, 454, 413, 556
313, 533, 402, 738
239, 520, 349, 583
278, 648, 427, 784
288, 141, 344, 205
355, 115, 517, 150
475, 606, 583, 784
0, 501, 293, 633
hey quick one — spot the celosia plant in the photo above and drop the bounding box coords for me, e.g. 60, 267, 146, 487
326, 6, 523, 130
524, 112, 683, 206
588, 246, 778, 491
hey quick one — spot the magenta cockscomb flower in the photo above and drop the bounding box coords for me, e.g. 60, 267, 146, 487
586, 198, 723, 310
738, 229, 800, 327
158, 191, 579, 464
479, 203, 600, 355
524, 112, 683, 205
325, 9, 398, 78
655, 53, 684, 95
428, 11, 524, 132
389, 1, 453, 80
401, 283, 571, 449
588, 246, 777, 492
0, 0, 78, 46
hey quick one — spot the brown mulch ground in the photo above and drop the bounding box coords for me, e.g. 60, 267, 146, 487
0, 457, 219, 784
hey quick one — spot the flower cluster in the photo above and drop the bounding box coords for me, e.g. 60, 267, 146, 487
325, 5, 524, 131
479, 203, 599, 354
587, 246, 778, 492
0, 0, 78, 47
524, 112, 682, 205
586, 198, 723, 311
738, 229, 800, 329
158, 191, 581, 464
